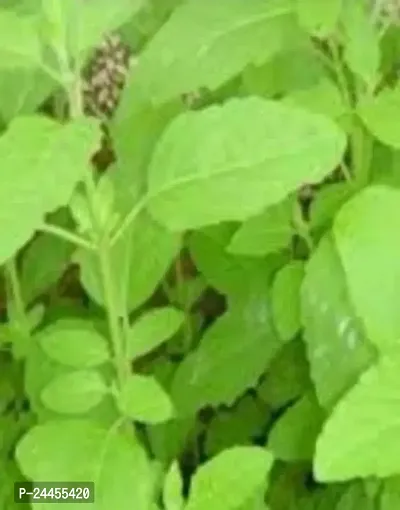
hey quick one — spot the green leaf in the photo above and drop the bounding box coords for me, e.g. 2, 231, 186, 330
314, 349, 400, 481
341, 1, 380, 88
227, 198, 294, 256
0, 67, 56, 123
77, 211, 180, 315
41, 370, 108, 414
38, 319, 110, 368
283, 78, 347, 121
147, 97, 346, 231
127, 307, 185, 360
301, 235, 375, 408
296, 0, 342, 37
257, 339, 310, 410
16, 419, 153, 509
358, 86, 400, 149
189, 224, 280, 296
116, 374, 174, 424
21, 231, 73, 304
163, 461, 184, 510
205, 395, 268, 456
272, 261, 304, 341
135, 0, 299, 103
268, 392, 324, 461
186, 446, 273, 510
381, 477, 400, 509
0, 8, 41, 69
242, 44, 326, 99
42, 0, 144, 60
333, 185, 400, 351
0, 115, 99, 265
309, 182, 353, 232
171, 272, 282, 415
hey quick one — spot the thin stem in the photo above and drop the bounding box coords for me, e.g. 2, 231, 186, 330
5, 259, 29, 336
327, 39, 352, 108
65, 68, 128, 387
175, 255, 192, 352
110, 196, 147, 247
40, 223, 95, 251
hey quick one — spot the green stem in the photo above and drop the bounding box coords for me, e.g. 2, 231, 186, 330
5, 259, 29, 336
175, 255, 192, 352
65, 71, 128, 387
40, 223, 95, 251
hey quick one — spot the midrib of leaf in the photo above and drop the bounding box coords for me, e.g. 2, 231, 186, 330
91, 419, 124, 487
193, 4, 291, 60
148, 128, 336, 198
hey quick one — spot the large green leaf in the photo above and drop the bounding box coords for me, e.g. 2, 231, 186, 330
41, 0, 143, 60
170, 271, 282, 415
333, 185, 400, 351
301, 235, 375, 408
41, 370, 108, 414
146, 97, 346, 231
0, 8, 41, 69
186, 446, 273, 510
38, 319, 110, 369
296, 0, 342, 37
134, 0, 299, 103
16, 419, 153, 510
0, 115, 99, 265
315, 350, 400, 481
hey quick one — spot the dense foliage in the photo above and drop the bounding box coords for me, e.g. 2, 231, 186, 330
1, 0, 400, 508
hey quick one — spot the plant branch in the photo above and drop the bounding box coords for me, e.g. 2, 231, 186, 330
40, 223, 95, 251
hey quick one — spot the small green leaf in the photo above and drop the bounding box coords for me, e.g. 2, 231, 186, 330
116, 374, 174, 424
301, 235, 375, 408
227, 198, 294, 256
268, 392, 324, 461
272, 261, 304, 341
127, 307, 185, 360
358, 86, 400, 149
186, 446, 274, 510
135, 0, 299, 103
41, 370, 108, 414
147, 97, 346, 231
163, 461, 184, 510
333, 185, 400, 351
296, 0, 342, 37
315, 350, 400, 481
0, 115, 100, 265
342, 1, 380, 88
16, 419, 153, 509
309, 182, 353, 231
38, 319, 110, 368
